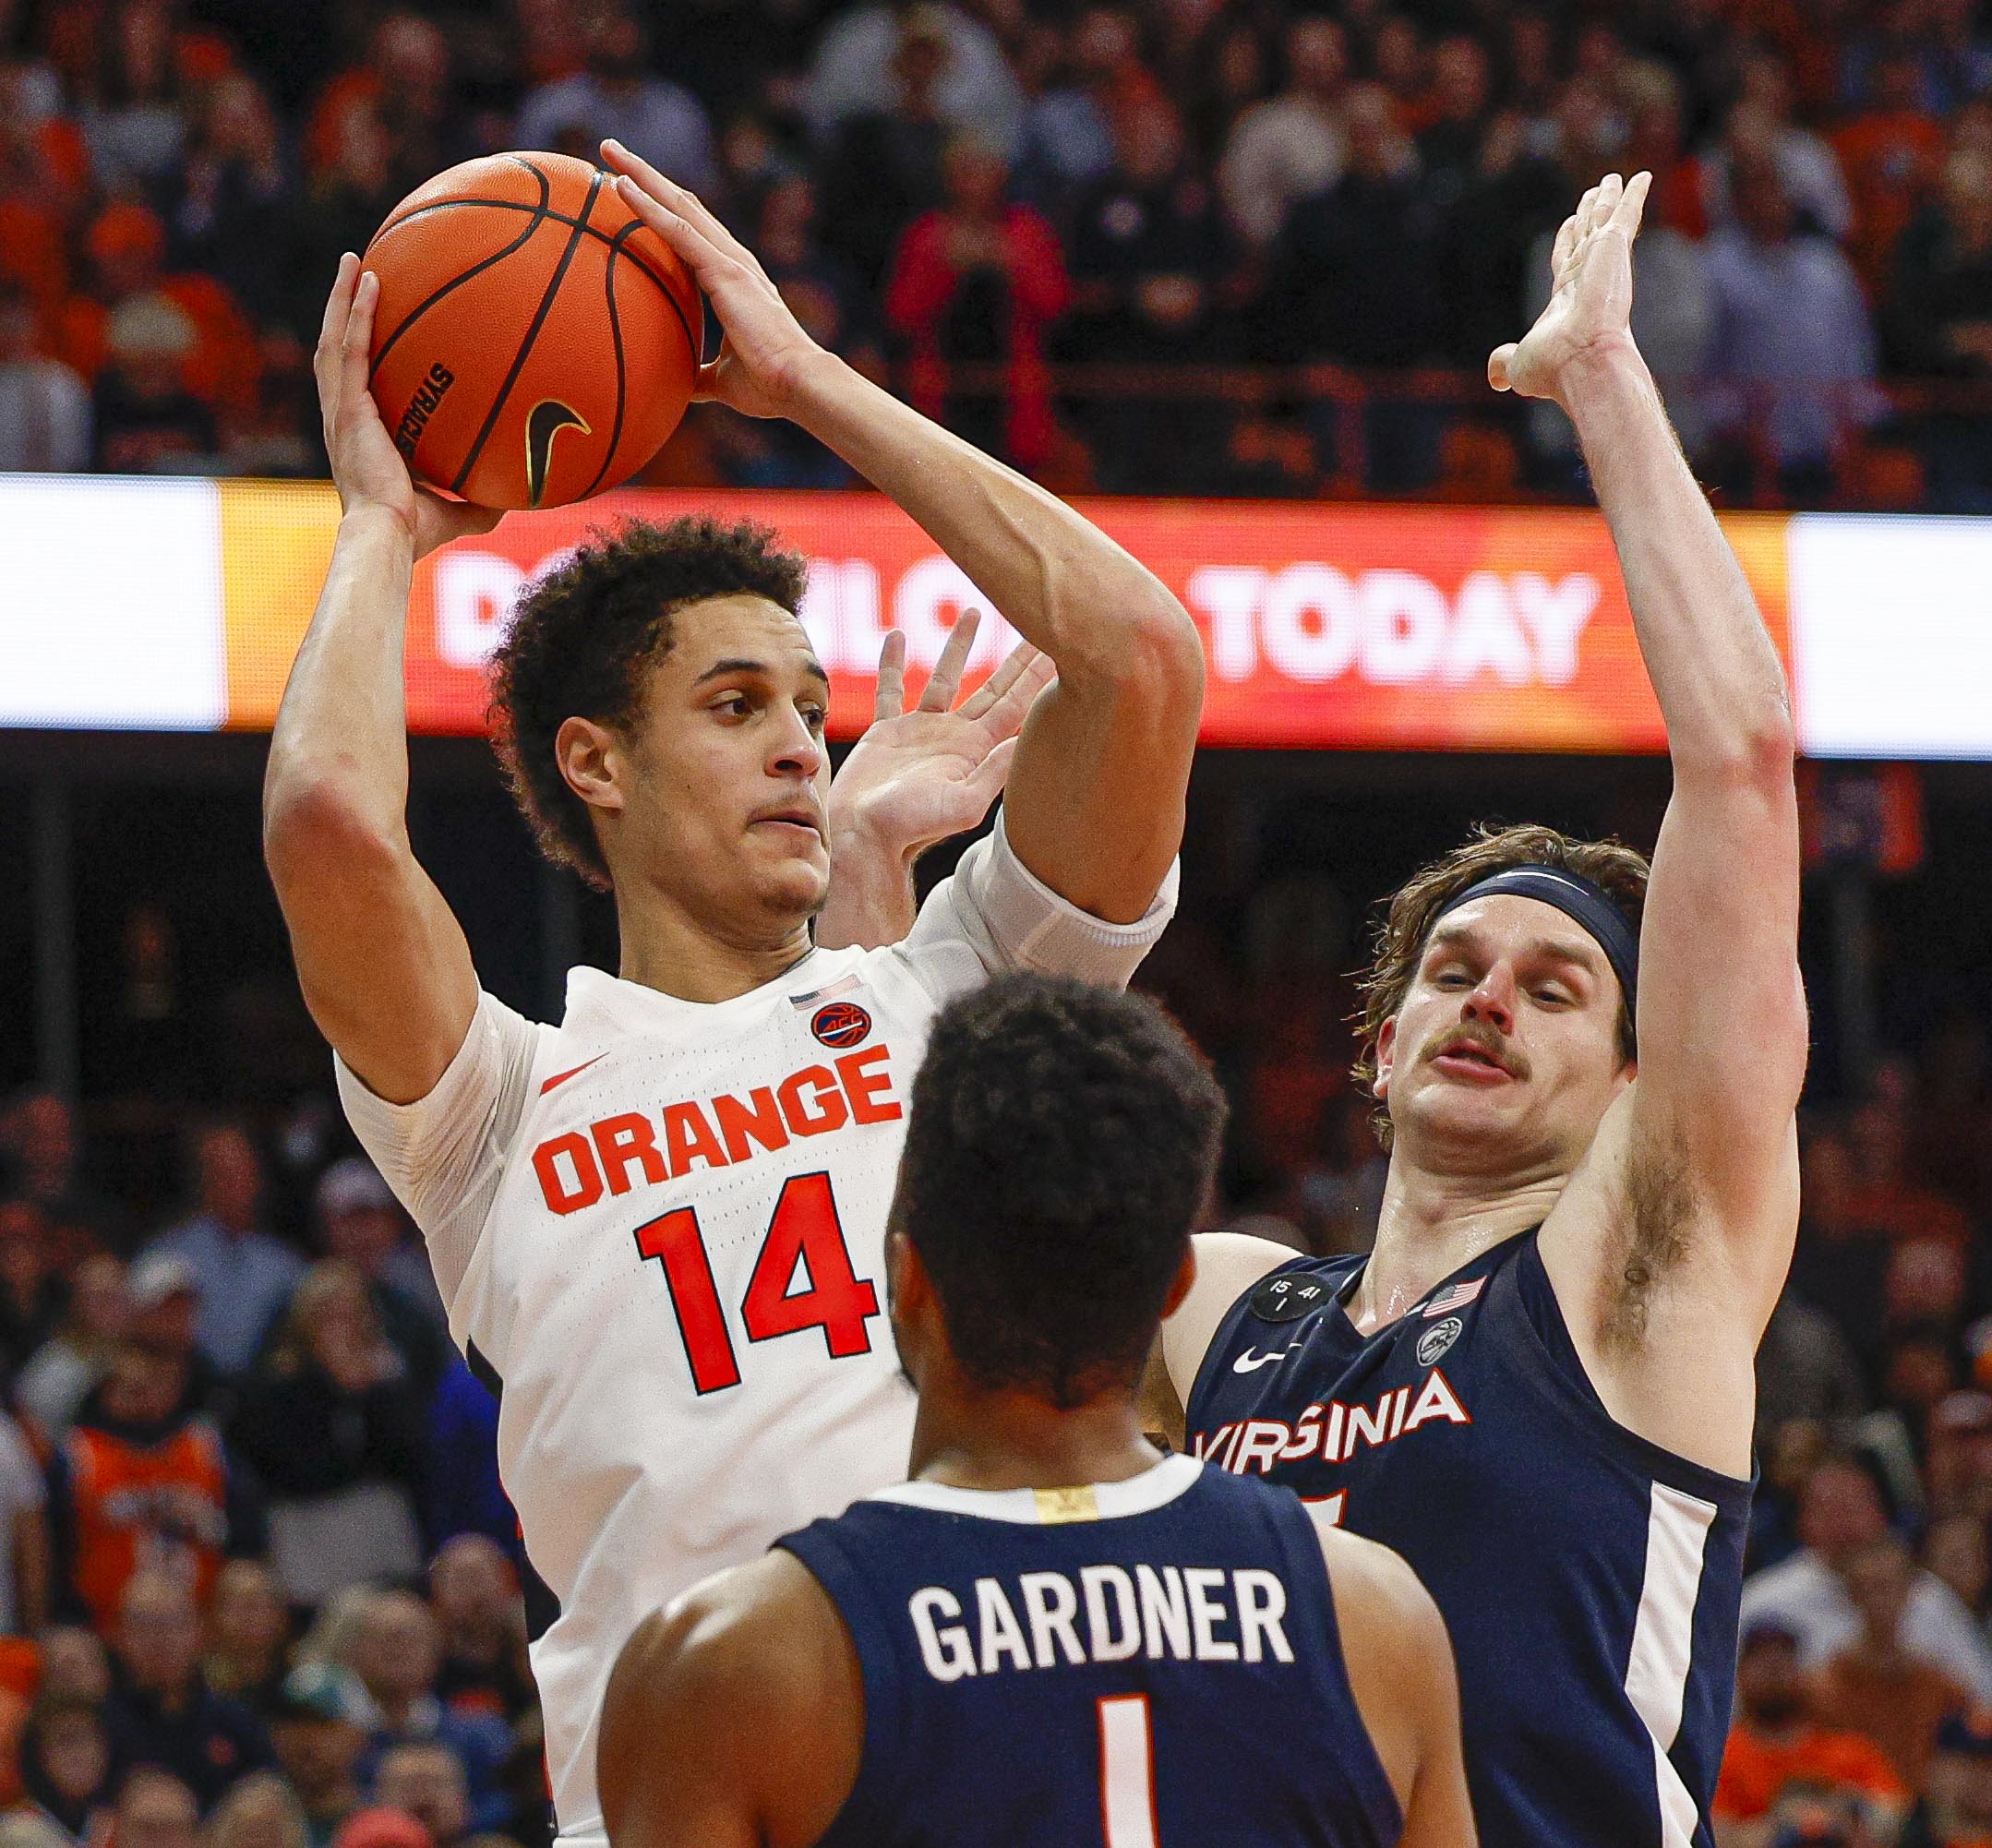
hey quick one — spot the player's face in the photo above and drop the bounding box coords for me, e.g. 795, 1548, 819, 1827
1374, 894, 1633, 1176
618, 594, 833, 930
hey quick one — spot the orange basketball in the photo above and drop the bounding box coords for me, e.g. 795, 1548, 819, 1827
361, 151, 702, 511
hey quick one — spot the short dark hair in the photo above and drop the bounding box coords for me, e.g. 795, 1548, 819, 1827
895, 973, 1228, 1409
1353, 821, 1649, 1145
487, 515, 810, 889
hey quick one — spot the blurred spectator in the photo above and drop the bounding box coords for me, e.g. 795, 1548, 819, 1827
1416, 34, 1494, 210
78, 0, 187, 193
371, 1745, 463, 1848
1812, 1535, 1974, 1789
37, 1631, 109, 1707
15, 1692, 111, 1846
328, 1811, 426, 1848
303, 15, 469, 201
1885, 149, 1992, 514
1218, 16, 1348, 250
1923, 1391, 1992, 1522
0, 1098, 115, 1254
809, 0, 1024, 156
163, 75, 304, 340
1703, 51, 1854, 242
419, 1362, 510, 1559
44, 1329, 258, 1634
426, 1541, 530, 1734
0, 282, 90, 473
1757, 1290, 1868, 1446
264, 1666, 369, 1848
1923, 1512, 1991, 1621
1904, 1705, 1992, 1847
228, 1266, 424, 1606
0, 1402, 46, 1634
515, 4, 713, 194
17, 1255, 129, 1445
202, 1562, 289, 1721
0, 1203, 65, 1374
885, 134, 1069, 471
142, 1125, 303, 1379
1703, 151, 1880, 499
307, 1164, 442, 1392
818, 7, 954, 292
101, 1570, 273, 1810
1714, 1618, 1908, 1834
90, 297, 217, 474
1741, 1456, 1992, 1698
1835, 50, 1950, 295
1013, 7, 1154, 218
109, 1770, 198, 1848
1064, 101, 1232, 491
346, 1595, 507, 1836
204, 1772, 307, 1848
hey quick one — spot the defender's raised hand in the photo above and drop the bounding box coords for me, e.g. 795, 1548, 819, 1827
314, 254, 500, 558
1488, 170, 1651, 407
603, 139, 827, 421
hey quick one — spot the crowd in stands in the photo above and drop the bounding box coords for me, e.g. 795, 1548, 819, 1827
0, 0, 1988, 506
0, 1088, 541, 1848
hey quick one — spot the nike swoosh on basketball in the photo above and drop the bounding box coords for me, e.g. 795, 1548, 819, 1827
1232, 1347, 1291, 1374
525, 399, 591, 508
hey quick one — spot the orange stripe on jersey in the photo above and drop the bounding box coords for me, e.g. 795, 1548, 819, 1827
540, 1055, 606, 1096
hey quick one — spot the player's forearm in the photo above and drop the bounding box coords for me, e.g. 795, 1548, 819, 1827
265, 507, 419, 846
1564, 343, 1794, 778
782, 354, 1196, 678
813, 812, 917, 951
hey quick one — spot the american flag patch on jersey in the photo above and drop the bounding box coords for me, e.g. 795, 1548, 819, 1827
789, 972, 864, 1009
1422, 1278, 1486, 1318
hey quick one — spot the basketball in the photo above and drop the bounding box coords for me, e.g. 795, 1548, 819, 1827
361, 151, 702, 511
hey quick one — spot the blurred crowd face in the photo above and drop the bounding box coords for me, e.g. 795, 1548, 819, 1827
1798, 1461, 1888, 1569
1925, 1514, 1989, 1610
270, 1714, 364, 1807
68, 1255, 128, 1344
1733, 150, 1796, 245
119, 1572, 203, 1696
1843, 1537, 1915, 1646
114, 1772, 198, 1848
40, 1628, 110, 1704
198, 1125, 263, 1233
1943, 150, 1992, 246
942, 138, 1010, 218
207, 1775, 307, 1848
210, 1560, 288, 1673
35, 1702, 108, 1808
1886, 1236, 1966, 1326
377, 1744, 469, 1846
1430, 36, 1490, 126
102, 1340, 183, 1425
6, 1094, 76, 1196
354, 1593, 441, 1707
1284, 17, 1347, 104
428, 1536, 516, 1643
1375, 895, 1633, 1181
1737, 1631, 1807, 1727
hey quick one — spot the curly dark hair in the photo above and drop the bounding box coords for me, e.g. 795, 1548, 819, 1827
487, 515, 810, 889
894, 973, 1229, 1410
1353, 822, 1650, 1147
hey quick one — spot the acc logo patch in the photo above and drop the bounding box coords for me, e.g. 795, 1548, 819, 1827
810, 1002, 872, 1049
1251, 1274, 1329, 1325
1417, 1316, 1464, 1366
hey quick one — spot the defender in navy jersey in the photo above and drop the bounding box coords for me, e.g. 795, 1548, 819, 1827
1154, 174, 1807, 1848
599, 976, 1474, 1848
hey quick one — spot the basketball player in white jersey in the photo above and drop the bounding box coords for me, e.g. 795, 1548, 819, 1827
264, 149, 1204, 1846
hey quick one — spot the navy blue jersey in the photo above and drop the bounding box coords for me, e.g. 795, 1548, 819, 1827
1187, 1229, 1752, 1848
779, 1454, 1402, 1848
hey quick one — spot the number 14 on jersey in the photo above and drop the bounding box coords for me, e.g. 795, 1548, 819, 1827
633, 1171, 881, 1394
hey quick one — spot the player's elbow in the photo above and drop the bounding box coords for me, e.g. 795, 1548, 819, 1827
1682, 703, 1796, 792
1061, 587, 1206, 714
262, 774, 407, 904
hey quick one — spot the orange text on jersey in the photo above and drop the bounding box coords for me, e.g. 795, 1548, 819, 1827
531, 1046, 902, 1216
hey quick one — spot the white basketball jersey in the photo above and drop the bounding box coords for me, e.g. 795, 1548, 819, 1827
338, 821, 1175, 1840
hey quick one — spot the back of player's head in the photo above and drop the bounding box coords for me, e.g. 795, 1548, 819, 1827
895, 972, 1228, 1409
1354, 820, 1649, 1140
488, 515, 809, 890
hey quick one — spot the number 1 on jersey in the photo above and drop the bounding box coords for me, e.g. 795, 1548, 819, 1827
634, 1172, 881, 1395
1098, 1694, 1159, 1848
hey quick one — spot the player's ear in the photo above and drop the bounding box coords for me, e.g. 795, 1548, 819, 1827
1160, 1242, 1197, 1321
555, 715, 626, 816
1374, 1014, 1398, 1100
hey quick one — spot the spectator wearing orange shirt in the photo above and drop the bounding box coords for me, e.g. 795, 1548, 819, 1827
1715, 1618, 1908, 1835
1835, 51, 1949, 297
1812, 1536, 1974, 1790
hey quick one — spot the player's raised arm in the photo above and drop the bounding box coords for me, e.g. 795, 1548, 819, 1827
597, 1556, 859, 1848
263, 256, 500, 1105
605, 143, 1204, 924
1491, 176, 1806, 1317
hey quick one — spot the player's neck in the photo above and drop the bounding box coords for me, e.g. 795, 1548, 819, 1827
1358, 1153, 1565, 1333
615, 893, 818, 1003
908, 1383, 1163, 1494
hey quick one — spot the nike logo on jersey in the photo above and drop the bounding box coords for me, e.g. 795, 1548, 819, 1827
539, 1055, 606, 1097
1231, 1348, 1292, 1374
1195, 1368, 1472, 1474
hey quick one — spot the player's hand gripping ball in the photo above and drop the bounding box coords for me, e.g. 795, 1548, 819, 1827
362, 151, 702, 510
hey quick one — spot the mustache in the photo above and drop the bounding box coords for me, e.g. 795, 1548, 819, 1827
1419, 1020, 1530, 1080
